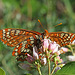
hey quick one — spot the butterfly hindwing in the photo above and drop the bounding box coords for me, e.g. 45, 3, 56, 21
12, 34, 42, 56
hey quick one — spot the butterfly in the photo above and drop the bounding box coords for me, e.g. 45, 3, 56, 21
0, 28, 75, 61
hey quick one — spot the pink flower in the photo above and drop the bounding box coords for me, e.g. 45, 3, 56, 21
33, 46, 39, 60
57, 47, 68, 55
48, 42, 59, 53
42, 39, 50, 51
40, 58, 47, 65
33, 46, 47, 65
26, 54, 35, 63
61, 47, 68, 52
18, 39, 69, 66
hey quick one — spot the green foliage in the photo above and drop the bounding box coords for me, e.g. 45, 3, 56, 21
0, 67, 5, 75
54, 62, 75, 75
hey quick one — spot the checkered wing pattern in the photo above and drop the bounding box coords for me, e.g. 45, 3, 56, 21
0, 28, 42, 61
49, 32, 75, 46
0, 29, 75, 61
0, 28, 41, 47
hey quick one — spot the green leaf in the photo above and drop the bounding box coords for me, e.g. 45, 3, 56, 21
0, 67, 5, 75
54, 61, 75, 75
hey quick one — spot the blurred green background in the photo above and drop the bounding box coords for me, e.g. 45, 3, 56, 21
0, 0, 75, 75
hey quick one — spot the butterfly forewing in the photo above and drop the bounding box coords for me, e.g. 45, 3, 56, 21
0, 28, 42, 59
0, 28, 41, 47
49, 32, 75, 46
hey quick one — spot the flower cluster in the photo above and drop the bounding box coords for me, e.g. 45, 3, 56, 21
19, 39, 69, 70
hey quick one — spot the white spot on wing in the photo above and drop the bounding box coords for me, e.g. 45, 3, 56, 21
16, 45, 19, 48
72, 40, 75, 44
35, 35, 39, 39
8, 29, 11, 31
30, 36, 34, 40
30, 41, 34, 44
3, 29, 5, 33
7, 32, 10, 35
15, 30, 20, 35
15, 49, 18, 51
27, 49, 30, 52
15, 52, 18, 56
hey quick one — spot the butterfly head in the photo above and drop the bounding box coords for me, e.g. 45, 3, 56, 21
42, 30, 49, 39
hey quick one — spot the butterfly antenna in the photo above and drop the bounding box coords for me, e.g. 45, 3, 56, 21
38, 19, 45, 30
49, 23, 62, 29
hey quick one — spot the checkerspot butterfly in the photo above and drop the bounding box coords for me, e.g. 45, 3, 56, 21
0, 28, 75, 61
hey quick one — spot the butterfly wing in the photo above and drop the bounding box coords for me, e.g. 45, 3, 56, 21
0, 28, 42, 61
49, 32, 75, 46
12, 37, 34, 61
0, 28, 41, 47
12, 35, 40, 56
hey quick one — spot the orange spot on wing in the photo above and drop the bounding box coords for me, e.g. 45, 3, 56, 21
54, 34, 57, 36
18, 45, 22, 50
17, 49, 21, 54
12, 51, 16, 56
7, 43, 13, 47
27, 39, 30, 42
3, 40, 7, 44
1, 38, 4, 42
25, 32, 29, 35
71, 38, 75, 43
25, 53, 27, 55
5, 29, 8, 32
59, 38, 62, 41
0, 30, 2, 38
58, 34, 61, 37
25, 44, 28, 48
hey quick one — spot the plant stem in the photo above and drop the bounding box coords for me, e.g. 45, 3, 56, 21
37, 63, 42, 75
51, 65, 56, 75
48, 58, 50, 75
